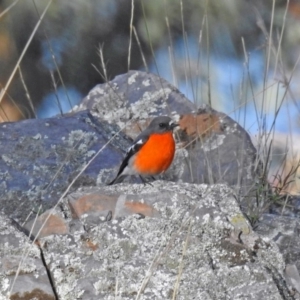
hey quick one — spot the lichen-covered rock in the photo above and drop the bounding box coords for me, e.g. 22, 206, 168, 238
171, 107, 265, 214
257, 213, 300, 295
0, 110, 131, 222
74, 70, 195, 133
0, 71, 263, 223
75, 71, 264, 214
0, 212, 55, 299
39, 183, 289, 299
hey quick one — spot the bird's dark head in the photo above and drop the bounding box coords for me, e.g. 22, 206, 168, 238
148, 116, 179, 134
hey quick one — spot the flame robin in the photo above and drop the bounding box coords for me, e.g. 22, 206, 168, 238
108, 116, 178, 185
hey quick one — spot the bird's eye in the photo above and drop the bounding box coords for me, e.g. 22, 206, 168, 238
159, 123, 165, 128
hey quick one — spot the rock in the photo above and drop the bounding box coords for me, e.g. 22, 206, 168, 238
0, 110, 131, 223
0, 212, 55, 299
0, 71, 264, 223
0, 71, 297, 299
76, 70, 263, 214
172, 107, 265, 214
34, 183, 290, 299
74, 70, 195, 136
24, 211, 69, 240
256, 213, 300, 295
285, 264, 300, 296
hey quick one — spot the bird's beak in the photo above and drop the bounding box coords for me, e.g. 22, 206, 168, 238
169, 121, 179, 130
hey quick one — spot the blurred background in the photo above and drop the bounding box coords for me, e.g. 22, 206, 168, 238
1, 0, 300, 192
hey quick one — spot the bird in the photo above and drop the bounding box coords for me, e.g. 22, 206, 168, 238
108, 116, 178, 185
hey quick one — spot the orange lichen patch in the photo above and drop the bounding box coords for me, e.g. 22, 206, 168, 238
80, 235, 99, 251
35, 213, 68, 238
84, 239, 98, 251
179, 113, 221, 138
124, 201, 159, 217
10, 289, 55, 300
69, 194, 118, 218
0, 98, 23, 122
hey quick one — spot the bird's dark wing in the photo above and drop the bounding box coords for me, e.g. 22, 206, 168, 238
117, 137, 146, 175
107, 133, 149, 185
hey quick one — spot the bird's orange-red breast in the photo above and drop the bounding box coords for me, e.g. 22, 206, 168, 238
108, 116, 178, 185
133, 132, 175, 175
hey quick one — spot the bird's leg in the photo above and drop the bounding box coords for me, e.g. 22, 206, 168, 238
139, 175, 146, 184
139, 175, 153, 186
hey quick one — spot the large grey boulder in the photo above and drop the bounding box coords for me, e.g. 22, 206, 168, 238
74, 70, 195, 130
0, 110, 131, 223
0, 212, 55, 299
75, 70, 264, 213
1, 70, 295, 299
257, 213, 300, 295
0, 71, 263, 223
33, 183, 290, 299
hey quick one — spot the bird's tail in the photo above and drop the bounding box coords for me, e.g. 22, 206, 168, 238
107, 175, 126, 185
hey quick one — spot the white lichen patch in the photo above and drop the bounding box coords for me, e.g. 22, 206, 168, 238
1, 155, 13, 164
142, 79, 150, 86
102, 108, 131, 125
202, 134, 226, 151
141, 88, 171, 104
67, 130, 95, 145
0, 277, 10, 292
128, 72, 139, 84
86, 150, 96, 157
89, 85, 106, 97
32, 133, 42, 140
202, 213, 211, 224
